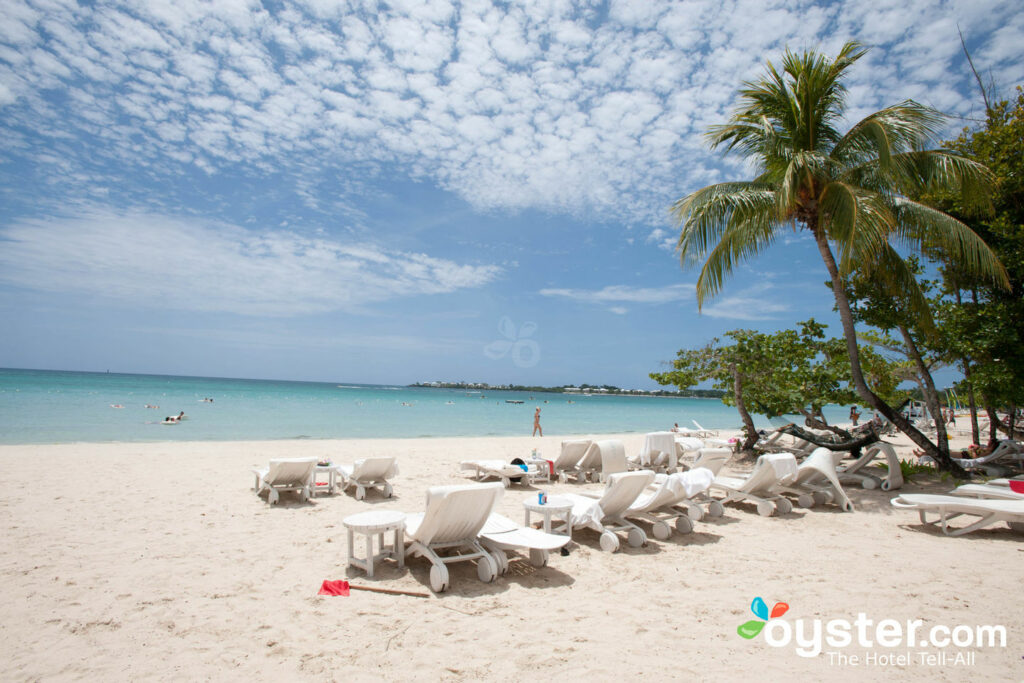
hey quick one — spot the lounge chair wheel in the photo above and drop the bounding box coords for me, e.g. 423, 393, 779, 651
492, 551, 509, 575
599, 531, 620, 552
757, 500, 775, 517
815, 491, 831, 505
707, 501, 724, 518
674, 516, 693, 535
626, 528, 645, 548
558, 472, 567, 483
860, 478, 877, 490
268, 489, 279, 505
687, 505, 704, 523
355, 486, 365, 501
384, 484, 393, 498
652, 521, 672, 540
775, 498, 793, 515
797, 494, 815, 509
529, 548, 549, 567
477, 555, 498, 583
430, 565, 449, 593
880, 479, 894, 491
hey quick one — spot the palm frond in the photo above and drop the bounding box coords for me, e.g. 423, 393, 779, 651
817, 181, 895, 274
671, 182, 778, 261
890, 198, 1008, 288
867, 244, 938, 336
831, 102, 945, 165
694, 214, 782, 309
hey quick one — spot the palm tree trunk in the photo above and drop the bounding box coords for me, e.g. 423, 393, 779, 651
810, 227, 967, 476
896, 324, 949, 458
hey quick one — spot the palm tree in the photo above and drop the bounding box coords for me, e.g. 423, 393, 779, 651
671, 41, 1008, 472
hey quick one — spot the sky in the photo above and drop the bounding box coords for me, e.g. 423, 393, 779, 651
1, 0, 1022, 389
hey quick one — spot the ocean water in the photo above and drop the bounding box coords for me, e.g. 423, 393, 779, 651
0, 368, 852, 445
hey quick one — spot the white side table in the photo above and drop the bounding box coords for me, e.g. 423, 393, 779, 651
343, 510, 406, 578
313, 464, 340, 496
523, 495, 573, 540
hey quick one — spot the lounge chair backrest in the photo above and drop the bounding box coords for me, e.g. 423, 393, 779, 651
694, 448, 731, 475
265, 458, 317, 485
744, 453, 797, 493
598, 470, 656, 516
352, 457, 397, 481
556, 440, 592, 469
795, 448, 837, 484
413, 483, 504, 545
635, 469, 714, 511
577, 441, 603, 471
596, 440, 627, 476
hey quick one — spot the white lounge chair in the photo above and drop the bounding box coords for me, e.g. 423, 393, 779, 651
775, 447, 854, 511
923, 440, 1024, 477
692, 420, 718, 437
560, 470, 656, 552
251, 457, 317, 505
674, 436, 705, 462
337, 457, 398, 500
709, 453, 798, 517
573, 441, 607, 482
631, 431, 678, 472
948, 483, 1024, 501
404, 483, 503, 593
625, 468, 716, 539
683, 448, 732, 517
838, 441, 903, 491
479, 513, 570, 573
890, 494, 1024, 536
593, 440, 628, 482
553, 439, 592, 483
460, 459, 541, 488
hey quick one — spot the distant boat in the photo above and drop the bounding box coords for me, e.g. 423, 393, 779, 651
505, 400, 524, 404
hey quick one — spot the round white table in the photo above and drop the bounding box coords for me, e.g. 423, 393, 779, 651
342, 510, 406, 578
523, 495, 572, 540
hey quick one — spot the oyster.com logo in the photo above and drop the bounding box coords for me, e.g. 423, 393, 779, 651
738, 596, 789, 639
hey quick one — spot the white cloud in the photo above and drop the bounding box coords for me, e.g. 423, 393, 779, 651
0, 0, 1021, 232
540, 283, 693, 307
0, 210, 501, 316
700, 297, 790, 321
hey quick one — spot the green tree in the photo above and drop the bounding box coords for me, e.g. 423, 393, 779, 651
670, 41, 1007, 473
651, 321, 901, 452
933, 88, 1024, 444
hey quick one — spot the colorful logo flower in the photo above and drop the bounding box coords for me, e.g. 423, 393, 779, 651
738, 597, 789, 639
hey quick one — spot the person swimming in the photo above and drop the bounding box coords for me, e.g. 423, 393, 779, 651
163, 411, 185, 423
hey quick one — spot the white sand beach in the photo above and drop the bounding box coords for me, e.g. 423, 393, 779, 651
0, 432, 1019, 681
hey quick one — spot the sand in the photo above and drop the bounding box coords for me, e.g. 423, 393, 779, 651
0, 431, 1019, 681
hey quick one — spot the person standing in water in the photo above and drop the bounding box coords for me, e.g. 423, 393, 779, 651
533, 407, 542, 436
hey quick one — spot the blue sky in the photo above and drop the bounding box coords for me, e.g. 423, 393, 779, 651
1, 0, 1022, 389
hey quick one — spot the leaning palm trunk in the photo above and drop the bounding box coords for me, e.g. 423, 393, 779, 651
671, 42, 1007, 478
812, 229, 965, 475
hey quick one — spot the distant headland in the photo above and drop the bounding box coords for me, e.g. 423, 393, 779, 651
409, 381, 725, 399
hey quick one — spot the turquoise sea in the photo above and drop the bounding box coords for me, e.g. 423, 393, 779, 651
0, 368, 852, 445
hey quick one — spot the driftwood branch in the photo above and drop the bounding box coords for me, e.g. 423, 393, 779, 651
349, 584, 430, 598
777, 423, 880, 457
